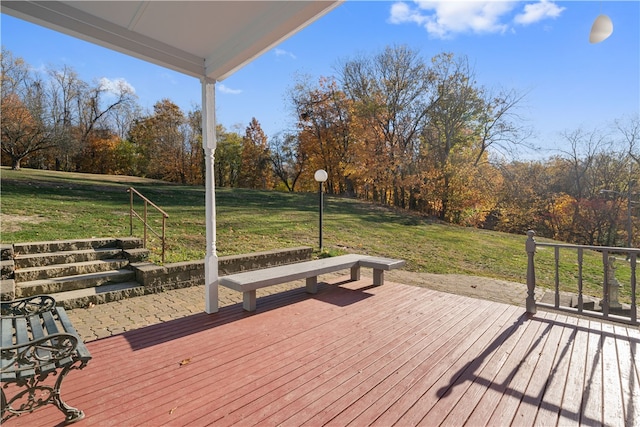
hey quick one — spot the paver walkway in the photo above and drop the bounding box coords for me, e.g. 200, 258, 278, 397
66, 270, 543, 343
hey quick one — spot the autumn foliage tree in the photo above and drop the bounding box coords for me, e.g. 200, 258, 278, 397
214, 125, 242, 188
238, 118, 272, 189
291, 76, 359, 194
1, 93, 54, 170
1, 50, 54, 169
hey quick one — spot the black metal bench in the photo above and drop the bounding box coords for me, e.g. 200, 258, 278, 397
219, 254, 406, 311
1, 295, 92, 425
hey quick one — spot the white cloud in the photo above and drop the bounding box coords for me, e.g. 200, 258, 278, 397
99, 77, 135, 94
389, 1, 565, 38
275, 48, 297, 59
514, 0, 565, 25
217, 84, 242, 95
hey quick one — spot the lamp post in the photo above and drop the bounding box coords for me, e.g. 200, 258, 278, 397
314, 169, 328, 252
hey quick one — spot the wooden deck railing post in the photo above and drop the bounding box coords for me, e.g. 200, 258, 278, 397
526, 230, 537, 314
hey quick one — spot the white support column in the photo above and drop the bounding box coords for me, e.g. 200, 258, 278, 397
202, 77, 219, 314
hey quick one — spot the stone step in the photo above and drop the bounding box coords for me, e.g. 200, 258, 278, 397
12, 237, 144, 256
54, 281, 146, 310
14, 248, 124, 269
13, 238, 119, 255
122, 248, 150, 263
16, 269, 136, 297
15, 259, 130, 282
1, 259, 15, 280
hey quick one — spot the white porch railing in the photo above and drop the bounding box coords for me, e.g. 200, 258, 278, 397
525, 230, 639, 325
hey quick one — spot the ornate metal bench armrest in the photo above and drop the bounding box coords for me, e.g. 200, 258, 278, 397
0, 295, 56, 317
1, 332, 79, 376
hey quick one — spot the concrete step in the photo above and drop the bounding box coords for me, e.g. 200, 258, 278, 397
14, 248, 124, 269
16, 269, 136, 297
122, 248, 150, 263
15, 259, 130, 282
13, 238, 119, 255
54, 281, 146, 310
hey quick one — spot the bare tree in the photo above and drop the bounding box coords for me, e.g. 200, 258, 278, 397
269, 133, 307, 192
614, 114, 640, 167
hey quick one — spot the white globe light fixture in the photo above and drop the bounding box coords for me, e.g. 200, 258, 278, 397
314, 169, 328, 183
314, 169, 328, 252
589, 14, 613, 44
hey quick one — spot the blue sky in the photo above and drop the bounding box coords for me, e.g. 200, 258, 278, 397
2, 1, 639, 158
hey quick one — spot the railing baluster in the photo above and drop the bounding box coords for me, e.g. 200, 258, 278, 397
602, 250, 609, 318
631, 253, 637, 323
554, 246, 560, 308
577, 248, 583, 313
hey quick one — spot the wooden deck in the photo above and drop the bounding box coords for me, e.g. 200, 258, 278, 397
4, 277, 640, 427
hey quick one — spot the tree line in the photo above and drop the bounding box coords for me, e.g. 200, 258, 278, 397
2, 46, 638, 248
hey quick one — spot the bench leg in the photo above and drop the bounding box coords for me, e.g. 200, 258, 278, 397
306, 277, 318, 294
1, 361, 86, 425
53, 362, 86, 424
243, 290, 257, 312
373, 269, 384, 286
351, 265, 361, 281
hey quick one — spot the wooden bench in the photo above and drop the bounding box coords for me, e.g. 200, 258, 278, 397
219, 254, 405, 311
1, 295, 92, 425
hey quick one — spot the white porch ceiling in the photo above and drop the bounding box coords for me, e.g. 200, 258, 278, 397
1, 0, 342, 81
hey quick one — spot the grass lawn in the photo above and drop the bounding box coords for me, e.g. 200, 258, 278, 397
0, 167, 635, 303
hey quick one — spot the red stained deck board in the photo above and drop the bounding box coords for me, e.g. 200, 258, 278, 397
375, 303, 521, 427
432, 307, 532, 427
4, 278, 639, 427
531, 315, 578, 427
131, 283, 425, 426
300, 297, 509, 427
461, 310, 552, 426
255, 295, 489, 427
412, 304, 525, 427
614, 325, 640, 426
341, 299, 505, 427
180, 290, 466, 427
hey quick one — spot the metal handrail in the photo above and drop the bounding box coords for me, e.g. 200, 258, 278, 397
127, 187, 169, 263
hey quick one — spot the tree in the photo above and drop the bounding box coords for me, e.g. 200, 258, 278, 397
1, 93, 54, 170
419, 53, 485, 220
291, 76, 359, 195
76, 129, 119, 174
214, 125, 242, 188
270, 132, 307, 192
340, 45, 432, 207
46, 65, 85, 171
238, 118, 272, 189
472, 87, 533, 165
1, 49, 54, 169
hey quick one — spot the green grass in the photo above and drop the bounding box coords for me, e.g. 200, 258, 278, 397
1, 167, 635, 303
